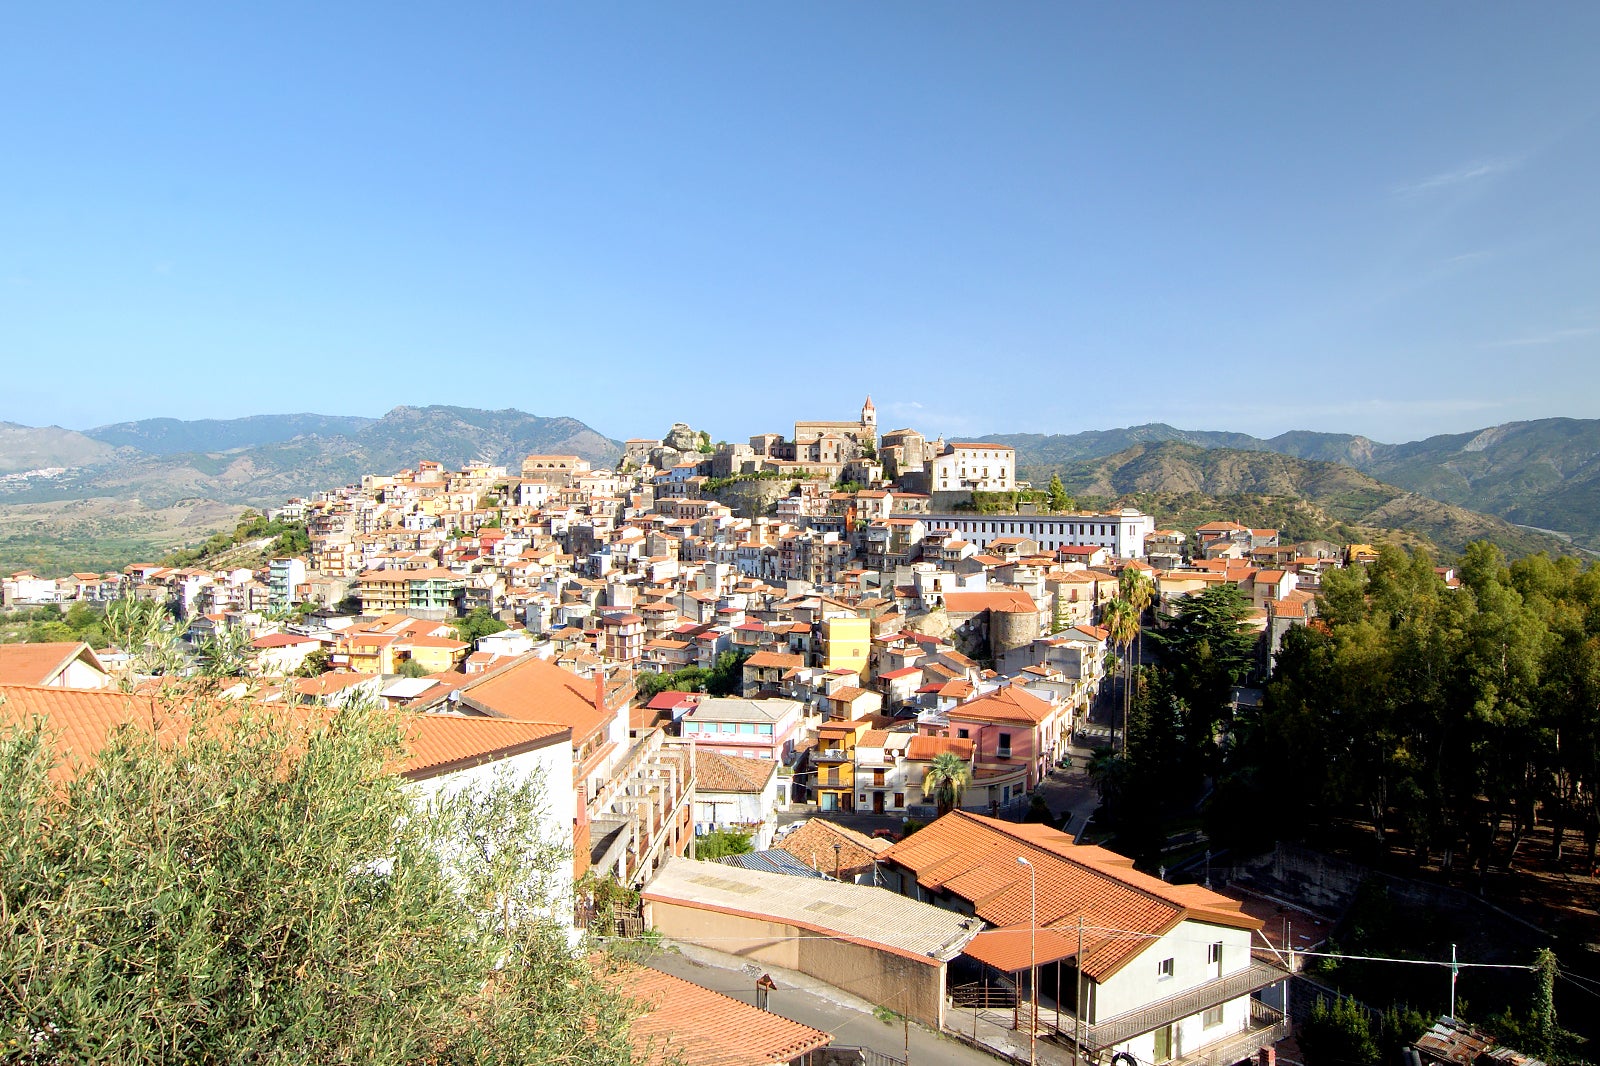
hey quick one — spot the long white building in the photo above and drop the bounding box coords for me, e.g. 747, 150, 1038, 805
924, 507, 1156, 558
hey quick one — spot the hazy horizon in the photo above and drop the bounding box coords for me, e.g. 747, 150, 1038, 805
4, 4, 1597, 441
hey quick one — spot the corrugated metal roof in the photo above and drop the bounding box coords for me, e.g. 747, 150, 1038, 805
719, 850, 829, 879
645, 856, 981, 963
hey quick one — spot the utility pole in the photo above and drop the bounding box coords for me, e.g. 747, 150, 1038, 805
1450, 943, 1458, 1018
1017, 856, 1038, 1066
1074, 914, 1086, 1066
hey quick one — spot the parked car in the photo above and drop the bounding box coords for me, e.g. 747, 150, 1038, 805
870, 828, 901, 843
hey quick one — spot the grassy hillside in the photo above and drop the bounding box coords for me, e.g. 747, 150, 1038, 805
1361, 419, 1600, 547
0, 498, 245, 577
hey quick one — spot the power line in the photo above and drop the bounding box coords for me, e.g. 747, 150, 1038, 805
601, 927, 1535, 973
1290, 949, 1533, 972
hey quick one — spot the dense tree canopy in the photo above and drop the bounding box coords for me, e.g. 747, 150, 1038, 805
635, 650, 748, 700
1215, 544, 1600, 871
0, 699, 639, 1064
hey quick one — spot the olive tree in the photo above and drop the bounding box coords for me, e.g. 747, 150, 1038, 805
0, 695, 640, 1065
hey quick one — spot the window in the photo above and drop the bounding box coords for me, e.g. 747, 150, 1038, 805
957, 728, 970, 739
1203, 1006, 1224, 1029
1158, 957, 1174, 979
997, 732, 1012, 758
894, 792, 904, 807
1208, 942, 1222, 965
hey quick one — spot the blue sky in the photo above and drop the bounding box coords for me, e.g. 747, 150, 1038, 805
3, 3, 1598, 444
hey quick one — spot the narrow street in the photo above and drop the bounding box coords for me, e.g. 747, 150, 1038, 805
639, 940, 1007, 1065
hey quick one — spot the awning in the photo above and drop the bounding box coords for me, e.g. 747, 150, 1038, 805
962, 924, 1083, 972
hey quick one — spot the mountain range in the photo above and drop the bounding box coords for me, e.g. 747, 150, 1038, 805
0, 406, 622, 575
0, 408, 1596, 575
0, 406, 621, 507
987, 417, 1600, 552
1039, 441, 1577, 560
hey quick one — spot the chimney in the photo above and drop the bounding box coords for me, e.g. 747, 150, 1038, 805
594, 666, 608, 712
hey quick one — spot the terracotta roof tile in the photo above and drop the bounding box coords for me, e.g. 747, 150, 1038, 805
0, 684, 565, 784
949, 685, 1056, 724
695, 750, 779, 793
456, 655, 610, 745
0, 642, 102, 687
905, 735, 973, 761
941, 590, 1039, 615
619, 962, 831, 1066
775, 818, 889, 876
878, 812, 1258, 980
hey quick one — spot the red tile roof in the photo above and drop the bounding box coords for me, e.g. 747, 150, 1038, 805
878, 812, 1258, 979
457, 655, 610, 746
775, 818, 889, 876
695, 750, 778, 793
0, 642, 104, 687
0, 684, 565, 784
949, 684, 1056, 725
619, 962, 830, 1066
905, 735, 973, 761
745, 650, 806, 670
942, 590, 1039, 615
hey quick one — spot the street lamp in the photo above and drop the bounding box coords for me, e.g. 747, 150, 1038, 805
1016, 856, 1038, 1066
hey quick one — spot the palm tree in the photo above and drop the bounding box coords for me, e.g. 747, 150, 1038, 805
1118, 567, 1154, 663
1102, 598, 1140, 755
923, 751, 973, 815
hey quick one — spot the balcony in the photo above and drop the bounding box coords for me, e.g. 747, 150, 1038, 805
813, 748, 852, 764
1077, 960, 1292, 1052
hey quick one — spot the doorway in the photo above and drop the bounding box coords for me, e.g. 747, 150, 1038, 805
1153, 1024, 1175, 1063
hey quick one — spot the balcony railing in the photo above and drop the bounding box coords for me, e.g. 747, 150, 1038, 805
1078, 960, 1291, 1051
813, 749, 852, 764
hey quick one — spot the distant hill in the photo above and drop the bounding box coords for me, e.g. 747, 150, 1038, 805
992, 417, 1600, 550
0, 422, 124, 475
86, 413, 377, 454
1050, 441, 1579, 559
1358, 419, 1600, 541
0, 406, 623, 574
0, 406, 622, 509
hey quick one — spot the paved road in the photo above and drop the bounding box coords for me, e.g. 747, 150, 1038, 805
641, 939, 1004, 1065
1030, 765, 1101, 840
781, 763, 1102, 843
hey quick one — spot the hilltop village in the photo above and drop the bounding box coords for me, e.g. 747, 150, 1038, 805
3, 401, 1485, 1066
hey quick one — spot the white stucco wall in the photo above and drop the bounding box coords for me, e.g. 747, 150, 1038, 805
1095, 920, 1252, 1018
57, 658, 113, 689
694, 771, 779, 849
1093, 919, 1255, 1062
409, 738, 577, 933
